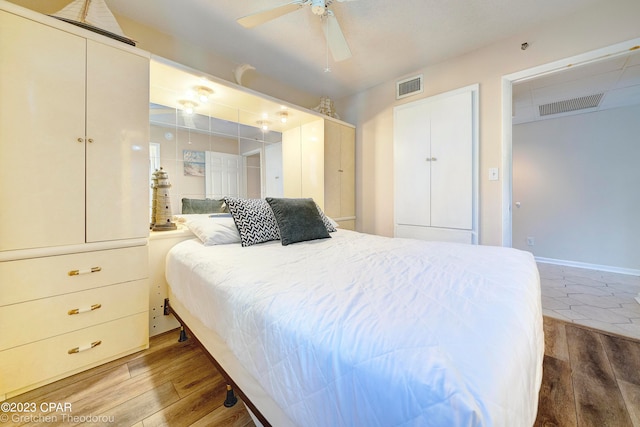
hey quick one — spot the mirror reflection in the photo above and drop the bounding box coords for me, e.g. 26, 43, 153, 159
149, 103, 282, 205
147, 57, 356, 230
148, 58, 318, 216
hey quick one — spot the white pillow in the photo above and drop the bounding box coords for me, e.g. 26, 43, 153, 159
185, 215, 241, 245
172, 213, 212, 224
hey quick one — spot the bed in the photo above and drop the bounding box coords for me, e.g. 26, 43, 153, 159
165, 200, 543, 427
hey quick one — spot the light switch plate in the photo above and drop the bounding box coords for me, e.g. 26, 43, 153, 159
489, 168, 499, 181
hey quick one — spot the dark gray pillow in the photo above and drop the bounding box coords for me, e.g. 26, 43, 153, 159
181, 198, 227, 214
266, 198, 331, 246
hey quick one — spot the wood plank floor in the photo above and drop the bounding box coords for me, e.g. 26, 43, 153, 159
536, 316, 640, 427
3, 317, 639, 426
2, 331, 255, 427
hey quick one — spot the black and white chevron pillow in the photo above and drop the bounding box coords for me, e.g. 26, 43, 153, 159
316, 203, 337, 233
224, 197, 281, 247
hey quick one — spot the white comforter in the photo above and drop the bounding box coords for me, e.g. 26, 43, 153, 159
166, 230, 543, 427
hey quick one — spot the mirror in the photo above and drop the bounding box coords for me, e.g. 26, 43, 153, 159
149, 102, 282, 203
148, 57, 319, 216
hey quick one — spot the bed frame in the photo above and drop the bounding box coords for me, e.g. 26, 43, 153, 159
163, 294, 295, 427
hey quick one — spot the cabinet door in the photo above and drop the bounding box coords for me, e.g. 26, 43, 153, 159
430, 91, 473, 230
0, 11, 86, 251
282, 119, 325, 207
394, 102, 431, 227
264, 142, 283, 197
339, 125, 356, 218
324, 121, 356, 219
300, 120, 325, 208
324, 120, 342, 218
85, 41, 150, 242
282, 126, 303, 197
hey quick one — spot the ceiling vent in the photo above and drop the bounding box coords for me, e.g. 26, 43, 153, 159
396, 74, 423, 99
538, 93, 604, 116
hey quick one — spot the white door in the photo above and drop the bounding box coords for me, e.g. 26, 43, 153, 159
0, 11, 86, 251
264, 142, 283, 197
282, 119, 325, 207
339, 125, 356, 218
394, 101, 431, 227
86, 40, 150, 243
205, 152, 242, 198
430, 91, 473, 230
394, 85, 477, 242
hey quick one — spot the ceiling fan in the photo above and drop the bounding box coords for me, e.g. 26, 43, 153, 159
237, 0, 356, 62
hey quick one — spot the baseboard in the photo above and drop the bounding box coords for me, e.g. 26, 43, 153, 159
535, 256, 640, 277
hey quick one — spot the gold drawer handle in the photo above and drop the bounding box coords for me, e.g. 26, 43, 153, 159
68, 340, 102, 354
68, 303, 102, 315
68, 266, 102, 276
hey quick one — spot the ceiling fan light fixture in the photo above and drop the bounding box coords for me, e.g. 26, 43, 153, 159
257, 120, 270, 131
194, 86, 214, 103
179, 100, 198, 115
277, 111, 289, 123
237, 0, 352, 61
311, 0, 326, 16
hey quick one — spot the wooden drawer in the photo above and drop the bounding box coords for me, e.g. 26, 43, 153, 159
0, 312, 148, 398
0, 279, 147, 351
0, 245, 148, 306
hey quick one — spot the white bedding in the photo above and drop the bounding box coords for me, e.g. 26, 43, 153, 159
166, 230, 544, 427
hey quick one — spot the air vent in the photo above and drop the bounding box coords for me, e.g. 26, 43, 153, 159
538, 93, 604, 116
396, 74, 423, 99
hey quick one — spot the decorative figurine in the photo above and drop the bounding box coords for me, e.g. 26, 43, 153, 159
150, 169, 159, 229
313, 96, 340, 119
151, 167, 177, 231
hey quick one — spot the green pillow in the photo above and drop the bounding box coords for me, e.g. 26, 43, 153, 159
266, 198, 330, 246
181, 198, 227, 214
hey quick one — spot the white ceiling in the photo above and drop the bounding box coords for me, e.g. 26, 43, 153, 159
513, 49, 640, 124
103, 0, 609, 100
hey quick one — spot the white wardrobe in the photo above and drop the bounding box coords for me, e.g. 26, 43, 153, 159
0, 3, 150, 399
282, 118, 357, 230
394, 85, 478, 244
324, 120, 356, 230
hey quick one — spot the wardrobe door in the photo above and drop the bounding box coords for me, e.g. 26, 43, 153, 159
323, 121, 356, 228
282, 127, 303, 197
430, 91, 473, 230
282, 119, 325, 207
324, 120, 342, 218
0, 11, 86, 251
339, 124, 356, 219
300, 120, 325, 208
85, 40, 150, 243
394, 102, 431, 227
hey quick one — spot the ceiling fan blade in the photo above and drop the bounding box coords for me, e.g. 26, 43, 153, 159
323, 13, 352, 62
237, 1, 305, 29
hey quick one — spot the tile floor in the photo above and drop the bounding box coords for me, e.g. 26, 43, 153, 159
538, 262, 640, 341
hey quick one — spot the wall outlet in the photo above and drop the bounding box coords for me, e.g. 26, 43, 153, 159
527, 237, 535, 246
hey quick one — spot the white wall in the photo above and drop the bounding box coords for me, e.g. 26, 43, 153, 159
512, 105, 640, 270
337, 0, 640, 245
